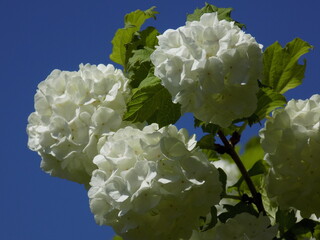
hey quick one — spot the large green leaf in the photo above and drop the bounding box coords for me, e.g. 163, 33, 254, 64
187, 3, 245, 28
123, 78, 181, 127
262, 38, 313, 94
110, 7, 158, 67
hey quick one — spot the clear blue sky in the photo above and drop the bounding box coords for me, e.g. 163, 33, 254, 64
1, 0, 320, 239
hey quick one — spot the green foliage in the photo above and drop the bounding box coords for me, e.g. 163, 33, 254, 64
110, 7, 158, 67
127, 46, 155, 88
106, 6, 317, 240
113, 236, 123, 240
187, 2, 245, 28
194, 118, 245, 137
262, 38, 313, 94
219, 201, 259, 223
217, 168, 227, 197
196, 134, 219, 160
252, 85, 287, 123
201, 206, 218, 231
123, 77, 181, 127
276, 209, 297, 237
276, 208, 320, 239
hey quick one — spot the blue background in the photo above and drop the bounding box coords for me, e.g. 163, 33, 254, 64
1, 0, 320, 239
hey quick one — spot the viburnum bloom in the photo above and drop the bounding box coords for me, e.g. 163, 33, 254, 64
189, 212, 277, 240
88, 124, 222, 240
27, 64, 131, 184
260, 94, 320, 217
150, 12, 263, 128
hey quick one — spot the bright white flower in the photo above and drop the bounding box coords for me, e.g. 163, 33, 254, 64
27, 64, 131, 184
189, 213, 278, 240
151, 12, 263, 128
259, 94, 320, 217
88, 124, 222, 240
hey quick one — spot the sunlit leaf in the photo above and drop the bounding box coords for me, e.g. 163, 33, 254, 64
124, 80, 181, 127
262, 38, 313, 94
110, 7, 158, 67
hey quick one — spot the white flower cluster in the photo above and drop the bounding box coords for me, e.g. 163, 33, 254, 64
27, 64, 131, 184
88, 124, 222, 240
260, 94, 320, 217
151, 12, 263, 128
189, 213, 278, 240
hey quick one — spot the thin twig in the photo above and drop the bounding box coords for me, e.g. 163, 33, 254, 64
217, 130, 266, 215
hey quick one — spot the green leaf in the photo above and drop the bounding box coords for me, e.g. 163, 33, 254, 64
113, 236, 123, 240
110, 7, 158, 67
217, 168, 227, 197
139, 26, 159, 48
290, 219, 319, 236
253, 86, 287, 122
126, 47, 155, 88
276, 209, 297, 237
197, 134, 216, 150
187, 3, 245, 29
194, 118, 219, 135
124, 7, 158, 28
124, 80, 181, 127
262, 38, 313, 94
138, 72, 160, 88
218, 201, 259, 223
281, 218, 320, 239
201, 206, 218, 231
194, 118, 243, 136
128, 47, 154, 69
197, 134, 219, 160
125, 27, 159, 88
125, 27, 159, 68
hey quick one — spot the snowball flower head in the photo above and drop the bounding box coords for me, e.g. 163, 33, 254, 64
259, 94, 320, 217
151, 12, 263, 128
27, 64, 131, 184
188, 213, 277, 240
88, 124, 222, 240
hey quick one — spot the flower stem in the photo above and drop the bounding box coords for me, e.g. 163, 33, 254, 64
217, 130, 266, 215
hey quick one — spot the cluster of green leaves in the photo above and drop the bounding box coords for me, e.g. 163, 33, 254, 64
109, 2, 317, 240
275, 209, 320, 240
109, 7, 181, 128
250, 37, 313, 125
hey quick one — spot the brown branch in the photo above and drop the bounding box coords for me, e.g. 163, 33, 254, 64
217, 130, 266, 215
